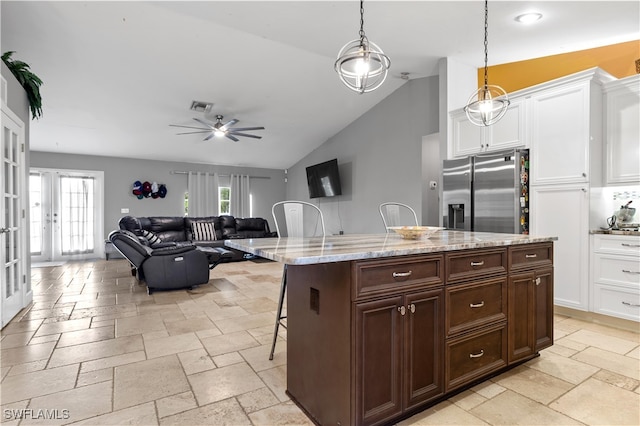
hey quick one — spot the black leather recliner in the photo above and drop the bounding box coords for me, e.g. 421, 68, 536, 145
108, 230, 214, 294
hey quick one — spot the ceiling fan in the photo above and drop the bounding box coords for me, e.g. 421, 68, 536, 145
170, 115, 265, 142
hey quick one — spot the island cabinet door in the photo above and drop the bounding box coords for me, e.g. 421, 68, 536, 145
404, 288, 445, 411
508, 268, 555, 364
354, 295, 403, 426
534, 268, 554, 351
508, 272, 536, 363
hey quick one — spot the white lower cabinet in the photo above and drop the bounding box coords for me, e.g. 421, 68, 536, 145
590, 234, 640, 321
530, 184, 589, 310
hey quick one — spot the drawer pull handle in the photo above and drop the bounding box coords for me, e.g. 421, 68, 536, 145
525, 254, 537, 258
469, 350, 484, 359
621, 243, 640, 248
622, 270, 640, 275
469, 301, 485, 308
470, 261, 485, 267
393, 271, 412, 278
621, 301, 640, 307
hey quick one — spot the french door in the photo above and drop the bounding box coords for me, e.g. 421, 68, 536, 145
30, 168, 104, 262
1, 103, 30, 327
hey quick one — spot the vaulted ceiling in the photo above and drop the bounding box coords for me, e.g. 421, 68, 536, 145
2, 1, 638, 169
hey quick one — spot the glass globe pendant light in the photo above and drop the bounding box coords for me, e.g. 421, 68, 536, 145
464, 0, 510, 126
335, 0, 390, 94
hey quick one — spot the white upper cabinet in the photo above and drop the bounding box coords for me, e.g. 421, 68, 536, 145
529, 69, 614, 186
530, 82, 591, 184
603, 75, 640, 185
449, 99, 526, 158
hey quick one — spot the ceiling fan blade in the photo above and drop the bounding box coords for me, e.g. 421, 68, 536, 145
229, 126, 265, 132
225, 134, 240, 142
193, 117, 215, 129
169, 124, 210, 131
175, 130, 213, 135
203, 133, 215, 141
220, 118, 239, 131
229, 132, 262, 139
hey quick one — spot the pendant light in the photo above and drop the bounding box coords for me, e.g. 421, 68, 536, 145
464, 0, 510, 126
334, 0, 390, 94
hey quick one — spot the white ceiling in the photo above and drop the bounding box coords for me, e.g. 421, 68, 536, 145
2, 1, 638, 170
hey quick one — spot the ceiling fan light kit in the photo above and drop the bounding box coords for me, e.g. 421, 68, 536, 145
335, 0, 390, 94
464, 0, 510, 126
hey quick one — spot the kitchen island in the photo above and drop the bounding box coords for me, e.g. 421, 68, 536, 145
226, 231, 556, 426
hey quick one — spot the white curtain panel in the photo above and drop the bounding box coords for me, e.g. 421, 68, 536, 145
230, 174, 251, 217
187, 172, 219, 217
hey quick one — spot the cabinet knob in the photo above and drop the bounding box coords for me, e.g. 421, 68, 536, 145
582, 172, 587, 178
397, 306, 406, 316
408, 303, 416, 314
535, 277, 541, 286
469, 350, 484, 359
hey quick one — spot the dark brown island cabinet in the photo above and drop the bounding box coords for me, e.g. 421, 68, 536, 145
285, 242, 554, 426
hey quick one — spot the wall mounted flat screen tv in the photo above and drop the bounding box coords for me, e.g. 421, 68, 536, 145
306, 158, 342, 199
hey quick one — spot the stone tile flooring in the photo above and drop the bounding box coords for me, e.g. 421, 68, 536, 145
1, 258, 639, 425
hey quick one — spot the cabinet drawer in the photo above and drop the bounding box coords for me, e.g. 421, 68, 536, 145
593, 255, 640, 288
445, 323, 508, 391
353, 255, 444, 300
445, 248, 507, 283
593, 234, 640, 256
446, 277, 507, 337
592, 284, 640, 322
509, 243, 553, 271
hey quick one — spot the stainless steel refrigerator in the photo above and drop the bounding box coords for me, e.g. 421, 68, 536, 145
442, 149, 530, 234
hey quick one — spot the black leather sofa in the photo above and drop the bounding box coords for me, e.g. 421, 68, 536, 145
118, 215, 276, 262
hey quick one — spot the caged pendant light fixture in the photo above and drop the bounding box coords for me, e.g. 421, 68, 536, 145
334, 0, 390, 94
464, 0, 510, 126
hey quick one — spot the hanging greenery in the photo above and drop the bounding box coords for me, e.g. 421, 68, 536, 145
2, 51, 43, 120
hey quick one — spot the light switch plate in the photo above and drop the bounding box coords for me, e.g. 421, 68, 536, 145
121, 208, 129, 214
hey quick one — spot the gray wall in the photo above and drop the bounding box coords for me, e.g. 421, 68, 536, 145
29, 152, 286, 239
285, 75, 440, 235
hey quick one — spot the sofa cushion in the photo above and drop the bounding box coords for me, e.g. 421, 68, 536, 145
219, 215, 238, 238
235, 217, 269, 238
191, 221, 217, 241
148, 217, 187, 242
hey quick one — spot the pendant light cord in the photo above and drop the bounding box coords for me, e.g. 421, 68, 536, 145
359, 0, 366, 43
483, 0, 489, 88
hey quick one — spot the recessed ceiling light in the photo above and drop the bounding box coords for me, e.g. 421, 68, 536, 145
515, 12, 542, 24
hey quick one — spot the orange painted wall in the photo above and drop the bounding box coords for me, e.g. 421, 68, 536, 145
481, 40, 640, 93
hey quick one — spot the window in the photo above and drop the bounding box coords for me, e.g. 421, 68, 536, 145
219, 187, 230, 215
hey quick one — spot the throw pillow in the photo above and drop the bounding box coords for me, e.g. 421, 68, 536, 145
141, 230, 163, 247
191, 221, 217, 241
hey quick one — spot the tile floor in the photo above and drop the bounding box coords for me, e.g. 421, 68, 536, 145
1, 258, 639, 425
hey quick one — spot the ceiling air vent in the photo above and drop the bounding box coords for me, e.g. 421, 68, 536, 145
190, 101, 213, 113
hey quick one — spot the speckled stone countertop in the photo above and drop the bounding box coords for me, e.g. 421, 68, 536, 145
225, 230, 557, 265
590, 229, 640, 236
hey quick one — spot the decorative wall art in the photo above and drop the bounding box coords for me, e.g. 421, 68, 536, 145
132, 180, 167, 200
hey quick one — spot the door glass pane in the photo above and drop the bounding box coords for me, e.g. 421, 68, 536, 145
3, 127, 8, 159
5, 265, 11, 297
60, 176, 95, 255
29, 173, 42, 255
11, 132, 18, 162
13, 258, 19, 293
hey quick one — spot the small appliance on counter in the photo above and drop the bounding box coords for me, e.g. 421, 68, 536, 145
606, 201, 638, 231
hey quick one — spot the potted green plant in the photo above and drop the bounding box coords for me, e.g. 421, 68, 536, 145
2, 51, 43, 119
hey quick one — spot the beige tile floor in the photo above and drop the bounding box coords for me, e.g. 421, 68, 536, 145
1, 258, 639, 425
